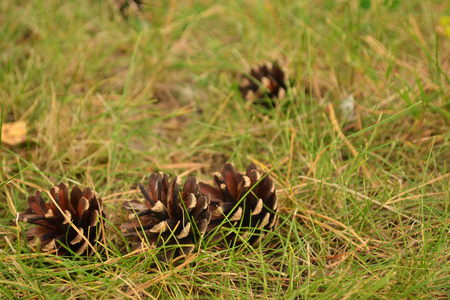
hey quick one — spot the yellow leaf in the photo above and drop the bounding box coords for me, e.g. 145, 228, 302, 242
437, 16, 450, 37
1, 121, 27, 145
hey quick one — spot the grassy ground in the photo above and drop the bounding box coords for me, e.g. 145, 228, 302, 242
1, 0, 449, 298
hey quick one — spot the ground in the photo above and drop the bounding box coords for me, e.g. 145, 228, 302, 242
0, 0, 449, 299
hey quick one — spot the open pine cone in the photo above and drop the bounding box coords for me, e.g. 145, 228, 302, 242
239, 62, 287, 108
199, 163, 278, 246
18, 183, 105, 256
121, 173, 211, 261
115, 0, 143, 17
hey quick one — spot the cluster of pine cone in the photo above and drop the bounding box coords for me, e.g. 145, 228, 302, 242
18, 63, 286, 261
18, 163, 278, 261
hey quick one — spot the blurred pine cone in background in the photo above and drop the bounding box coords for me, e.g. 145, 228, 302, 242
121, 173, 211, 261
18, 183, 105, 256
115, 0, 143, 17
199, 163, 278, 246
239, 62, 287, 108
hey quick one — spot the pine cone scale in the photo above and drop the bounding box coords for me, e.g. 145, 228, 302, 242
69, 186, 83, 210
221, 164, 239, 199
198, 182, 222, 203
123, 199, 150, 212
196, 218, 208, 235
26, 194, 48, 216
69, 228, 84, 245
250, 199, 263, 215
176, 222, 190, 239
41, 239, 57, 252
24, 226, 52, 240
76, 197, 89, 219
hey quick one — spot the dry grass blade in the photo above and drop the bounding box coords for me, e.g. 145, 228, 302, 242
297, 176, 422, 224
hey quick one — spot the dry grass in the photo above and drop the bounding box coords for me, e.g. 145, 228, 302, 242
1, 0, 449, 298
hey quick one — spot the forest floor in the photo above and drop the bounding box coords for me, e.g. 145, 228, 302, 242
1, 0, 449, 299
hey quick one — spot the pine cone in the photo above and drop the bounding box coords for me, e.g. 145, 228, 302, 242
121, 173, 211, 261
18, 183, 105, 256
115, 0, 143, 17
239, 62, 287, 108
199, 163, 278, 246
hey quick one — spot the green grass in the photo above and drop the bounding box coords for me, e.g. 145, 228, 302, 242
1, 0, 449, 298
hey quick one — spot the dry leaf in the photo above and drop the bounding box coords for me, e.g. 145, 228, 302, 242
1, 121, 27, 145
436, 16, 450, 37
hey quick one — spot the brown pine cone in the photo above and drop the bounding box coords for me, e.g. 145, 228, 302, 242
115, 0, 143, 17
121, 173, 211, 261
199, 163, 278, 246
18, 183, 105, 256
239, 62, 287, 108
